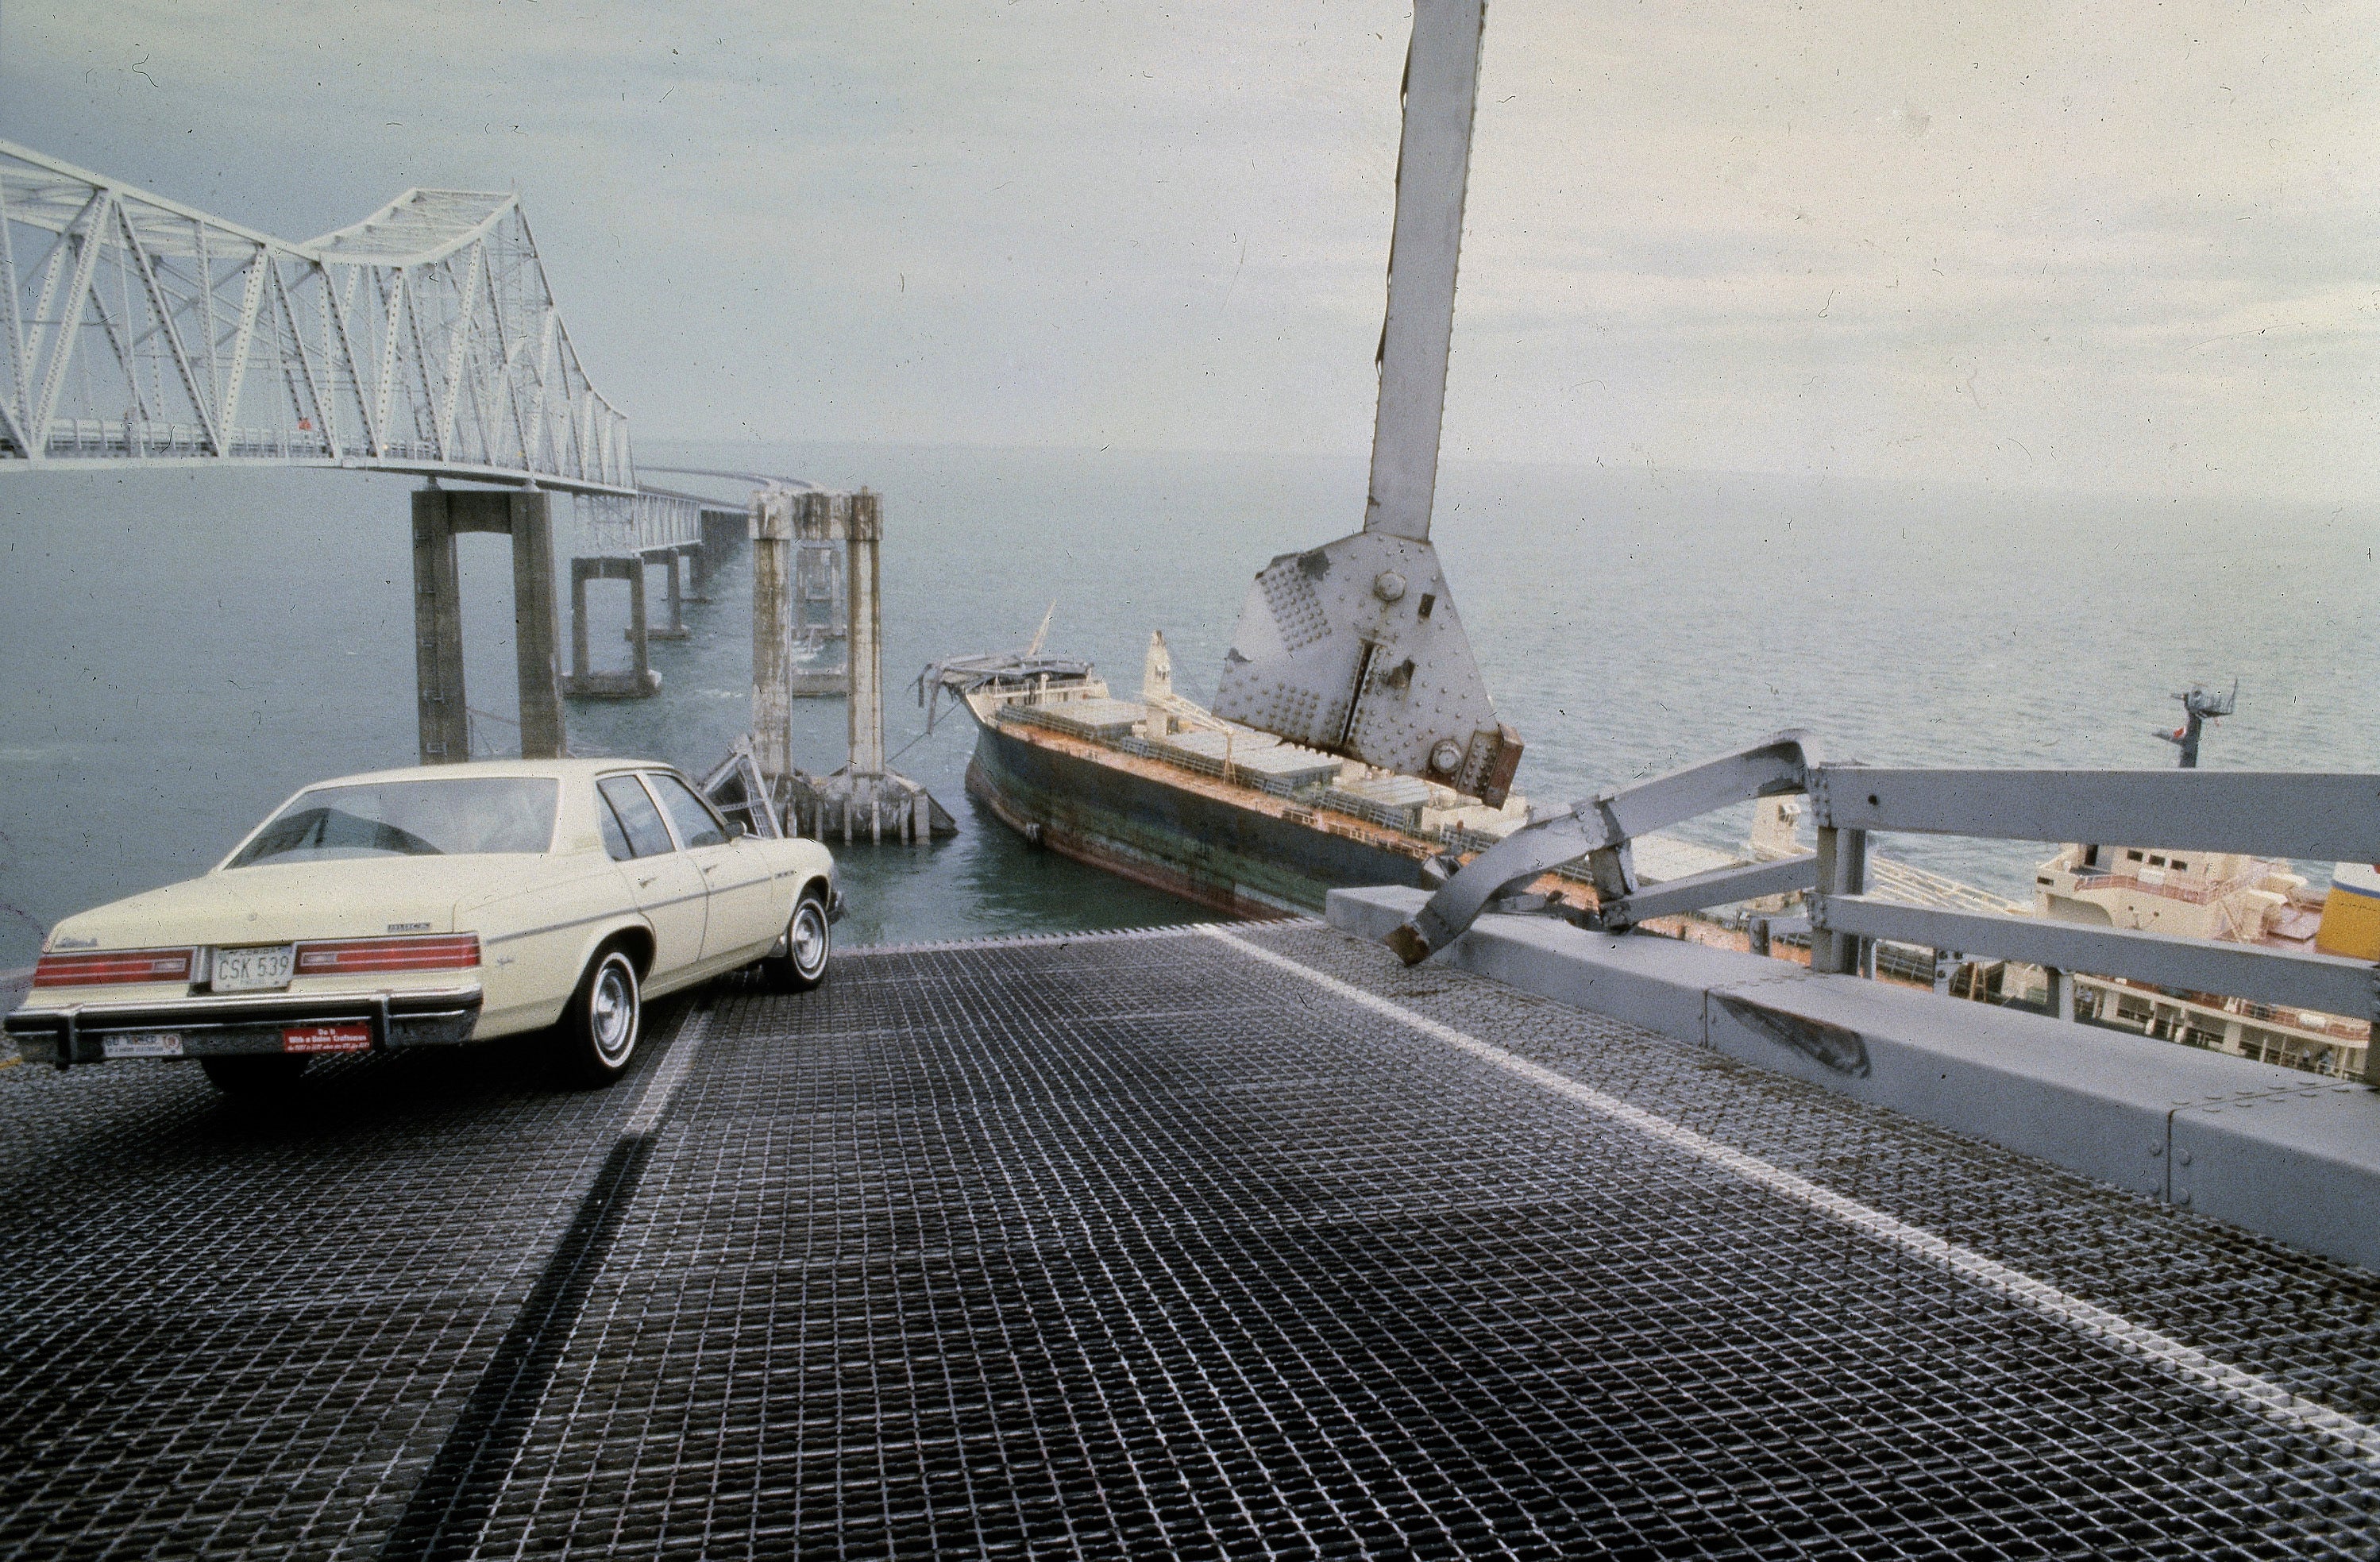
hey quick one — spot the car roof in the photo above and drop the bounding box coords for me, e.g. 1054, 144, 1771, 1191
300, 758, 679, 789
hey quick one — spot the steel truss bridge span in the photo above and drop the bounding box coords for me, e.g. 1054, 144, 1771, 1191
0, 141, 635, 496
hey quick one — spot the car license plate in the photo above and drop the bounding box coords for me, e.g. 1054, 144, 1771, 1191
214, 945, 295, 992
284, 1023, 372, 1054
102, 1032, 183, 1059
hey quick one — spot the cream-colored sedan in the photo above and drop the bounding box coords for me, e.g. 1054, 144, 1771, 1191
5, 759, 839, 1092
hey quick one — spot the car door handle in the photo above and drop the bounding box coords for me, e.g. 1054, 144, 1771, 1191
637, 874, 657, 888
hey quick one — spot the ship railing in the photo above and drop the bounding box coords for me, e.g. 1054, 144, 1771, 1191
1386, 731, 2380, 1079
2055, 867, 2259, 908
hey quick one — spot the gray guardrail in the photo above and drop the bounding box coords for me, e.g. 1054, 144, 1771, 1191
1383, 732, 2380, 1083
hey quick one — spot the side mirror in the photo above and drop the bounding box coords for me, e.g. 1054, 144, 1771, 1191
723, 817, 748, 840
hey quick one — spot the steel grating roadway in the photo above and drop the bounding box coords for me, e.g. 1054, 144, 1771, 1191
2, 920, 2378, 1558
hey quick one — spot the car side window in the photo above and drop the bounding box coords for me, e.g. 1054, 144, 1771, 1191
646, 772, 729, 849
595, 789, 635, 862
597, 776, 675, 858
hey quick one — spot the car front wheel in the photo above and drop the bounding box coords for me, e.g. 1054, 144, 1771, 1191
560, 947, 642, 1086
762, 890, 831, 993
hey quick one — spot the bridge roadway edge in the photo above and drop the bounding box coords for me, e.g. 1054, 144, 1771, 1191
1329, 884, 2380, 1275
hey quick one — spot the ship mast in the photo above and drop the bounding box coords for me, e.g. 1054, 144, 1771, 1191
2155, 680, 2237, 768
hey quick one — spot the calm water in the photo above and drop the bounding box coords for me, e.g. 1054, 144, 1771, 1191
2, 445, 2373, 971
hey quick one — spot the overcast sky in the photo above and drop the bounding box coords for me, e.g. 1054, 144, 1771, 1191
6, 1, 2374, 502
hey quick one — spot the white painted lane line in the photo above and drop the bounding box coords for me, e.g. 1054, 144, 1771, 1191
857, 922, 1256, 956
624, 1008, 710, 1138
1204, 927, 2380, 1468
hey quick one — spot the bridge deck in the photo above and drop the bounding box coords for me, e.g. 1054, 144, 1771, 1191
5, 922, 2378, 1558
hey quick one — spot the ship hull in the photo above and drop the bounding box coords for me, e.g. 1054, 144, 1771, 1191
964, 719, 1430, 920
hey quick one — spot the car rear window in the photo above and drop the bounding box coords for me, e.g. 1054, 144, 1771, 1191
229, 778, 560, 866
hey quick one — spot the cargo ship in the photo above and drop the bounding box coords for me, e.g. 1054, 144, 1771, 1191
924, 633, 1737, 924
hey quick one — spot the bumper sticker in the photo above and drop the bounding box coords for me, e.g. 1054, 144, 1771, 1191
102, 1032, 183, 1059
284, 1023, 372, 1054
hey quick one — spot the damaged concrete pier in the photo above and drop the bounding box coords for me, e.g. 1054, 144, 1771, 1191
751, 485, 955, 843
4, 921, 2379, 1558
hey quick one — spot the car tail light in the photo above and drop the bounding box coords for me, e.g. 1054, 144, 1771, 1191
295, 935, 481, 974
33, 947, 195, 987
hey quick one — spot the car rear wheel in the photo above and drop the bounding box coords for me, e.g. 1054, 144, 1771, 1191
761, 890, 831, 993
200, 1055, 308, 1096
559, 947, 642, 1087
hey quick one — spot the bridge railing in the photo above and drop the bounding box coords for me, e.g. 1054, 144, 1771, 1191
578, 491, 704, 556
1386, 733, 2380, 1077
1796, 769, 2377, 1041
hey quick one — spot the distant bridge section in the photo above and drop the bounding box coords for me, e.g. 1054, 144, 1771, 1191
0, 141, 635, 495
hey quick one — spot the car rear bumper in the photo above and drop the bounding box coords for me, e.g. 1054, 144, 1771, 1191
4, 985, 484, 1066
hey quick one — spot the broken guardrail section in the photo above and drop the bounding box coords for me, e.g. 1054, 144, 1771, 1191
1384, 733, 2380, 1083
1385, 730, 1824, 962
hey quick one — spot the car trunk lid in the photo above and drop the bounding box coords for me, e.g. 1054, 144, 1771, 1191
48, 856, 556, 951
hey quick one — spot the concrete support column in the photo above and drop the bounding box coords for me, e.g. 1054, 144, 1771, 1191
643, 550, 689, 640
569, 565, 593, 684
627, 563, 651, 682
416, 486, 569, 759
750, 488, 796, 781
507, 492, 565, 758
700, 506, 743, 565
680, 541, 709, 604
847, 489, 885, 777
411, 490, 469, 765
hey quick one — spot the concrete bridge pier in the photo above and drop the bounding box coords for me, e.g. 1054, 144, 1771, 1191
750, 488, 797, 782
636, 550, 692, 642
762, 488, 956, 844
564, 556, 661, 700
675, 541, 709, 604
700, 504, 745, 567
411, 487, 565, 764
845, 489, 884, 777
